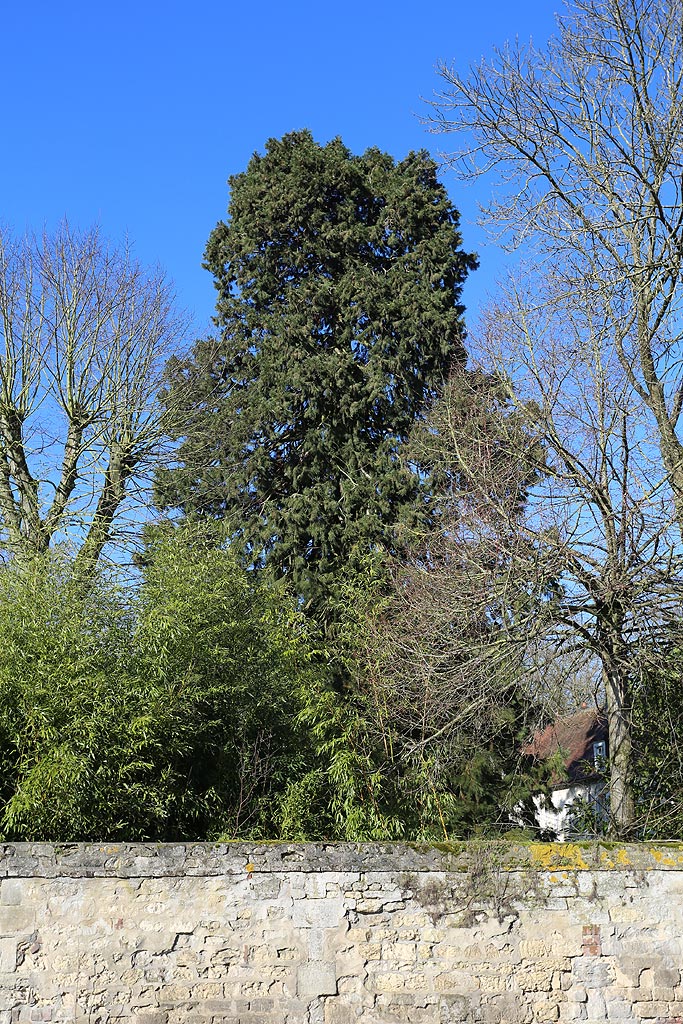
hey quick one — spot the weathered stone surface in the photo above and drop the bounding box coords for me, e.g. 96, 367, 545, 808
0, 842, 680, 1020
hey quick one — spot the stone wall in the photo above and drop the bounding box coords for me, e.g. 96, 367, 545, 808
0, 841, 682, 1023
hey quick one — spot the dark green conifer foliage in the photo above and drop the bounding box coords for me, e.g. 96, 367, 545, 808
156, 130, 477, 612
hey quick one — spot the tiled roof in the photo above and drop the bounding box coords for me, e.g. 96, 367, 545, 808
527, 708, 608, 786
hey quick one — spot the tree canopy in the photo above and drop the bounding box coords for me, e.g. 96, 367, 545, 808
155, 130, 477, 616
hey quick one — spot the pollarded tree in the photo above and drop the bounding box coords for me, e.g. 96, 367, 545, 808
0, 224, 185, 573
155, 130, 477, 616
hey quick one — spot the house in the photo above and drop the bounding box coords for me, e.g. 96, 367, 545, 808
528, 708, 609, 840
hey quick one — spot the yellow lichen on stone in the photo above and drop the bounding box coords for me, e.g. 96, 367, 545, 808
649, 848, 683, 867
528, 843, 590, 871
596, 847, 628, 869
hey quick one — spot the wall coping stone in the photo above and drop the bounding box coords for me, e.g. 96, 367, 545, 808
0, 840, 683, 877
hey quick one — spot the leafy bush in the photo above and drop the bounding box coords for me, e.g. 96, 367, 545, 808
0, 527, 550, 842
0, 528, 323, 841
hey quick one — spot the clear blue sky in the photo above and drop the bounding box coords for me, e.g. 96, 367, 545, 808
6, 0, 558, 342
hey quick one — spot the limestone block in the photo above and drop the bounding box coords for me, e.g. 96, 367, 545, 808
0, 881, 23, 906
478, 974, 509, 994
432, 941, 474, 960
532, 1001, 560, 1021
373, 1004, 438, 1023
517, 967, 555, 993
292, 898, 346, 929
608, 904, 647, 923
402, 973, 430, 992
432, 971, 480, 994
584, 989, 607, 1020
483, 992, 526, 1023
0, 906, 34, 934
652, 985, 676, 1000
653, 965, 682, 988
566, 987, 587, 1003
602, 995, 640, 1019
570, 959, 614, 988
381, 941, 416, 962
0, 937, 16, 973
219, 1014, 272, 1024
632, 1000, 675, 1018
166, 1016, 215, 1024
438, 994, 477, 1023
370, 970, 410, 994
358, 942, 382, 960
337, 974, 364, 995
536, 917, 583, 943
298, 960, 338, 998
558, 1004, 587, 1021
157, 978, 210, 1003
325, 1000, 362, 1023
247, 998, 276, 1012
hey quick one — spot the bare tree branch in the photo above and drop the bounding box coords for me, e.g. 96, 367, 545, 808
0, 223, 187, 568
429, 0, 683, 529
377, 272, 683, 838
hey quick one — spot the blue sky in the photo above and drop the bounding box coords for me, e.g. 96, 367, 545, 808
6, 0, 559, 342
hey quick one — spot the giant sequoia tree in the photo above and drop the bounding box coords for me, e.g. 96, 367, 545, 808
156, 131, 476, 613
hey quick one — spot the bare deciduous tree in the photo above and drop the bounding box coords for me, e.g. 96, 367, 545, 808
431, 0, 683, 531
382, 274, 682, 836
0, 224, 185, 572
485, 276, 682, 836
